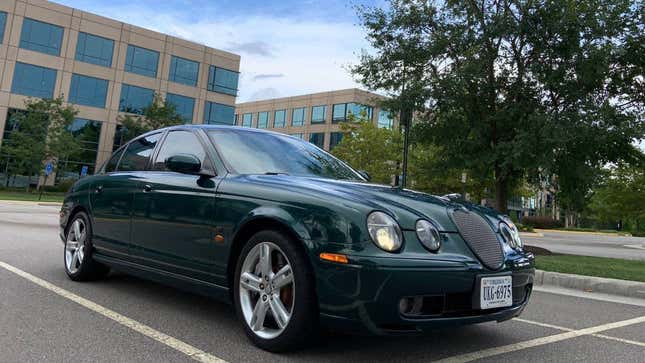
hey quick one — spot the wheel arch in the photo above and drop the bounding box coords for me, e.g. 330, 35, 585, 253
226, 214, 316, 302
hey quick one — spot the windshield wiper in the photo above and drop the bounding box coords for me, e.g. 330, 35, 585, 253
263, 172, 289, 175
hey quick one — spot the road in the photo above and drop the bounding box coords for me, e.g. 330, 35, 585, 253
522, 230, 645, 261
0, 201, 644, 362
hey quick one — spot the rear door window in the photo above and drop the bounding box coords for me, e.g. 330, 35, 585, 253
117, 133, 161, 172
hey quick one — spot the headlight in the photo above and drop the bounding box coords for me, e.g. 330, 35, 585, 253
499, 221, 523, 249
416, 219, 442, 252
367, 211, 403, 252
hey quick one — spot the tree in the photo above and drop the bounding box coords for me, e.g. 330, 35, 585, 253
587, 161, 645, 233
352, 0, 644, 213
117, 93, 184, 143
331, 114, 402, 185
0, 97, 80, 191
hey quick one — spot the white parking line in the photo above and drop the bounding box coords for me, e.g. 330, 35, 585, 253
435, 315, 645, 362
515, 317, 645, 347
0, 261, 228, 363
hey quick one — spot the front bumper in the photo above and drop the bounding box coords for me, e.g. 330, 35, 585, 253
315, 252, 534, 335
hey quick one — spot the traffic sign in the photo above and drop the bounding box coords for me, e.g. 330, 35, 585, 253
45, 162, 53, 176
80, 165, 88, 177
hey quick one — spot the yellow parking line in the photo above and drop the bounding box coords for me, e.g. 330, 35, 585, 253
435, 315, 645, 362
0, 261, 227, 363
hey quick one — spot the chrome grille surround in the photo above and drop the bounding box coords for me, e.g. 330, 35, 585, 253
451, 209, 504, 270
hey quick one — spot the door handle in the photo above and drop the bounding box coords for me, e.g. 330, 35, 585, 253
143, 184, 152, 193
95, 185, 103, 194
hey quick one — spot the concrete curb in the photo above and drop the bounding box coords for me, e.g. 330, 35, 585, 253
533, 228, 631, 237
520, 232, 544, 238
535, 269, 645, 299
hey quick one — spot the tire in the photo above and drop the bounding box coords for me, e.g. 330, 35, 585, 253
63, 211, 109, 281
233, 230, 318, 352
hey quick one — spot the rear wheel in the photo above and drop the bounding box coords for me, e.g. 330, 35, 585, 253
234, 230, 318, 352
64, 212, 109, 281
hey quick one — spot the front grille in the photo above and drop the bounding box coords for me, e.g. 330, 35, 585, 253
452, 209, 504, 270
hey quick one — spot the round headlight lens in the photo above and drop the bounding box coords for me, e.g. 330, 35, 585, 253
499, 221, 523, 249
416, 219, 442, 252
367, 211, 403, 252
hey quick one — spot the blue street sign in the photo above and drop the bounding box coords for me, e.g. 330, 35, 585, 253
44, 162, 53, 176
80, 165, 88, 177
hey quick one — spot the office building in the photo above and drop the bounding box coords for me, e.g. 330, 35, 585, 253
235, 88, 396, 151
0, 0, 240, 185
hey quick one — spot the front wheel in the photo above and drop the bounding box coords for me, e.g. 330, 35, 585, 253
234, 230, 318, 352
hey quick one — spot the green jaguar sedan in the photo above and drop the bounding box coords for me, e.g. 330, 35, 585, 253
59, 125, 534, 351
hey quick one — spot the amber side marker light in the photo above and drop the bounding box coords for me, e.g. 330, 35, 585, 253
319, 252, 349, 264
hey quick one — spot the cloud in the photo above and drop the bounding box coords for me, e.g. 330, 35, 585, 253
56, 1, 370, 102
227, 41, 275, 57
248, 88, 283, 101
252, 73, 286, 81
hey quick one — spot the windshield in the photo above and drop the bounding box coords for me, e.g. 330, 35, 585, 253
208, 129, 364, 181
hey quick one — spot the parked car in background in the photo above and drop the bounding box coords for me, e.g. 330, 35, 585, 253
59, 125, 535, 351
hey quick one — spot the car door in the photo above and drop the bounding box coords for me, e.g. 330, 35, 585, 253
90, 133, 161, 259
130, 129, 222, 283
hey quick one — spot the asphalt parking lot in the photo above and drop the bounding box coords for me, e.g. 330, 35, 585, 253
523, 230, 645, 261
1, 201, 643, 362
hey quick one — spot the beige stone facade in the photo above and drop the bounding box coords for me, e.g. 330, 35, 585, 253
0, 0, 240, 173
235, 88, 396, 151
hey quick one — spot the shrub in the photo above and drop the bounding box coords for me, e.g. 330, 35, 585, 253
521, 216, 563, 229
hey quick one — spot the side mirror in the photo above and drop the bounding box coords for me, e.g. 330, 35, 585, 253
358, 170, 371, 181
165, 154, 202, 175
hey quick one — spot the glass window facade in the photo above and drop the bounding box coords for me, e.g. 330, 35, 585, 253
11, 62, 56, 98
56, 119, 101, 182
118, 133, 161, 172
169, 56, 199, 86
309, 132, 325, 149
208, 66, 239, 96
165, 93, 195, 123
113, 125, 128, 151
0, 12, 7, 43
378, 109, 394, 129
204, 101, 235, 125
257, 111, 269, 128
125, 45, 159, 78
20, 18, 63, 56
119, 84, 154, 114
241, 113, 252, 127
333, 103, 373, 123
291, 133, 304, 140
68, 74, 109, 108
292, 107, 305, 126
75, 32, 114, 67
330, 132, 344, 150
311, 105, 326, 124
273, 109, 286, 128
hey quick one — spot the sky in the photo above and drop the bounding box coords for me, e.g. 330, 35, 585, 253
55, 0, 382, 102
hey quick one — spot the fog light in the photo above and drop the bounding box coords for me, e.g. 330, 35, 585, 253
399, 296, 423, 315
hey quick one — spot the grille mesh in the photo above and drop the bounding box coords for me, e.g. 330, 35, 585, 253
452, 209, 504, 270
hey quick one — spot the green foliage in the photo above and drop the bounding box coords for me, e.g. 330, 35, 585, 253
0, 97, 80, 190
587, 161, 645, 232
117, 93, 184, 143
535, 254, 645, 283
331, 114, 402, 185
352, 0, 645, 213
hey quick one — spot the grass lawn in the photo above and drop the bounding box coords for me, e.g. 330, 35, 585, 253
0, 190, 64, 203
535, 254, 645, 283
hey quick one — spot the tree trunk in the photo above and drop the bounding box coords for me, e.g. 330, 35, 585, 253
495, 178, 508, 214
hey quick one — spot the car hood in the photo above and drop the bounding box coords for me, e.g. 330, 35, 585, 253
240, 175, 504, 232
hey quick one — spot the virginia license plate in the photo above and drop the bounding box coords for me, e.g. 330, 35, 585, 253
479, 275, 513, 309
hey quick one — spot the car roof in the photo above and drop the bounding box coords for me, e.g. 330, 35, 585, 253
159, 124, 291, 138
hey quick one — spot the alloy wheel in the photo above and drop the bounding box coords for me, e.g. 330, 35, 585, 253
239, 241, 295, 339
65, 218, 86, 274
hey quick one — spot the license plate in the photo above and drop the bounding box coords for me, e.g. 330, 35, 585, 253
479, 276, 513, 309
